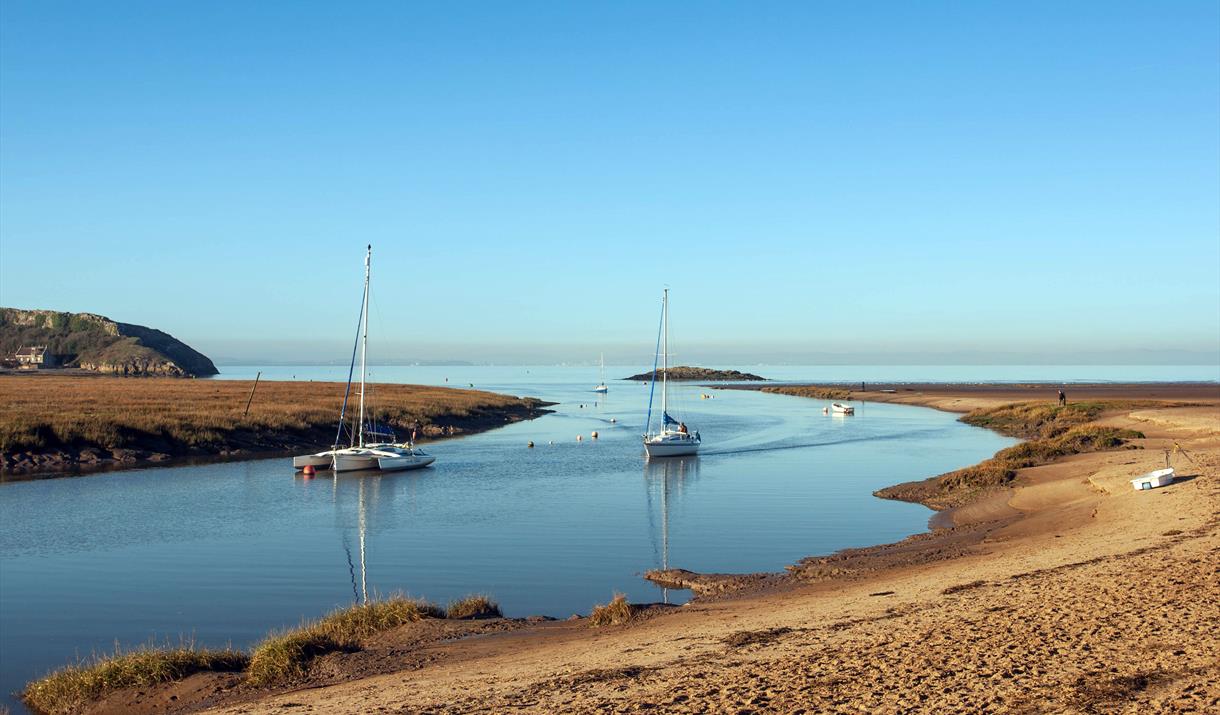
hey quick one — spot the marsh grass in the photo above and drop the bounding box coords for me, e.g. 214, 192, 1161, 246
960, 400, 1172, 440
589, 593, 636, 627
938, 424, 1144, 494
761, 385, 853, 401
446, 594, 502, 619
246, 596, 442, 686
0, 375, 540, 454
22, 642, 247, 715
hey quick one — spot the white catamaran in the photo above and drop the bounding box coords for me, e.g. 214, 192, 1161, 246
293, 245, 436, 473
643, 289, 701, 458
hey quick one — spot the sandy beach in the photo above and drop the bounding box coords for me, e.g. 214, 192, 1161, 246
61, 383, 1215, 715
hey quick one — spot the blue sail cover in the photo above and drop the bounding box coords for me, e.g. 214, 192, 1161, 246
663, 412, 679, 426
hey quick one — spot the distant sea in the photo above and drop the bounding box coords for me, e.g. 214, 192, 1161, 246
210, 364, 1220, 385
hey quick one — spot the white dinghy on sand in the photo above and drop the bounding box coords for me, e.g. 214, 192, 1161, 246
1130, 467, 1175, 491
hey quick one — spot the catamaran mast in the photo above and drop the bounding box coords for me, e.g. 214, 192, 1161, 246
357, 245, 371, 447
661, 288, 668, 427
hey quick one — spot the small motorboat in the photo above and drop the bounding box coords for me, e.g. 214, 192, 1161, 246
831, 403, 855, 415
1130, 467, 1174, 491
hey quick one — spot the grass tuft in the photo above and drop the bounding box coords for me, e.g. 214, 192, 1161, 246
22, 643, 247, 715
246, 596, 442, 686
446, 594, 502, 620
589, 593, 636, 627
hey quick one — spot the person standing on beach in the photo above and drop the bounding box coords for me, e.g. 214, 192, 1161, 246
1058, 389, 1066, 406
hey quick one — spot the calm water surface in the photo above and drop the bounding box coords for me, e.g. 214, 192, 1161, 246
0, 367, 1031, 710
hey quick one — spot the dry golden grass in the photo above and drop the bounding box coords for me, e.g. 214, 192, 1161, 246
761, 385, 853, 401
22, 643, 247, 715
246, 596, 442, 686
959, 400, 1177, 440
589, 594, 636, 627
0, 375, 542, 454
446, 594, 502, 620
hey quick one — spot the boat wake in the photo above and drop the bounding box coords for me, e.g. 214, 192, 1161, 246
699, 428, 946, 456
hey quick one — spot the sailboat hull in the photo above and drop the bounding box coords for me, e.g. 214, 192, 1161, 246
593, 386, 608, 393
644, 442, 700, 458
644, 434, 701, 458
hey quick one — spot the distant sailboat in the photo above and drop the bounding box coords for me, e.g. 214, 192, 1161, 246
293, 246, 436, 473
593, 353, 608, 393
643, 289, 700, 458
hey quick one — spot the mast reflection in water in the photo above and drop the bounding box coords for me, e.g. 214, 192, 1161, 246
645, 456, 700, 604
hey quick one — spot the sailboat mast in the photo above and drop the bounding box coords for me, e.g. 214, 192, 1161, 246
357, 244, 371, 447
661, 289, 668, 424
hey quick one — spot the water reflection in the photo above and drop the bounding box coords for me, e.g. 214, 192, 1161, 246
305, 472, 411, 605
644, 456, 700, 603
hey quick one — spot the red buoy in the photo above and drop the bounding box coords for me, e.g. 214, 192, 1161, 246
302, 465, 316, 477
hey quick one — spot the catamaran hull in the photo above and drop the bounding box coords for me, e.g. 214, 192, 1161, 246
293, 454, 335, 469
332, 454, 381, 472
377, 455, 436, 471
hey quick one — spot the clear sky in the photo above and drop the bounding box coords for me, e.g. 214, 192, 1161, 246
2, 1, 1217, 365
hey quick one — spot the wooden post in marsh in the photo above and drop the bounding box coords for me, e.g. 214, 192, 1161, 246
243, 371, 262, 417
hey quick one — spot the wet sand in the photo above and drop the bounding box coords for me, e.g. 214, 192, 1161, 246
80, 384, 1220, 714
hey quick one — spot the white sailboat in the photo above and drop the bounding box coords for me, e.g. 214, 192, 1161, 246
593, 352, 608, 393
643, 289, 701, 458
293, 246, 436, 473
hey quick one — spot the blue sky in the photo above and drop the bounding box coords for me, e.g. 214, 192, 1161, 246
1, 1, 1217, 364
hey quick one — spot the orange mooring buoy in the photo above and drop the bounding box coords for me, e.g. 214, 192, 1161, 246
302, 465, 316, 477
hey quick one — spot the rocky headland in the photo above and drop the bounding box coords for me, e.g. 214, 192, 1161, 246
0, 307, 218, 377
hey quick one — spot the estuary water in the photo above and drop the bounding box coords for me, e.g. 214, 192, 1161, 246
0, 365, 1044, 709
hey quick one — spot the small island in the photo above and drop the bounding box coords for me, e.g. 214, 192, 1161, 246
624, 366, 766, 382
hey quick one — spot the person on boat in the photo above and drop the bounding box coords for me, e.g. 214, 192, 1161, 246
678, 422, 688, 434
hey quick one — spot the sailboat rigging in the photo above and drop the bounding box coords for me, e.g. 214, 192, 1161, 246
293, 245, 436, 473
643, 289, 701, 458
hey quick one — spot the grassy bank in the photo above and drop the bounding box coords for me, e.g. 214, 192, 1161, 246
876, 401, 1162, 508
23, 595, 464, 713
247, 596, 445, 685
760, 385, 854, 401
0, 375, 550, 475
22, 644, 248, 715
